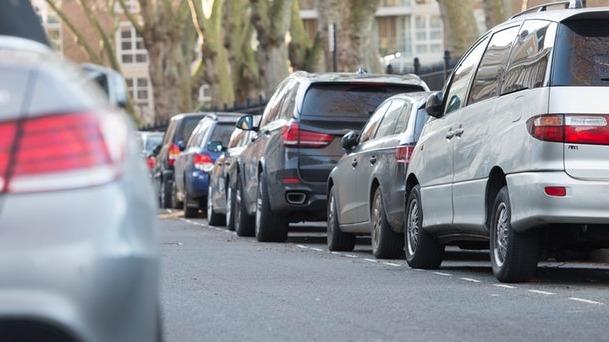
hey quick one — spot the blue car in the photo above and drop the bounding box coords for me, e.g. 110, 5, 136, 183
174, 112, 243, 218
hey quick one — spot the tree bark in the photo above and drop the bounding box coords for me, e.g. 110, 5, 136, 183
483, 0, 513, 30
436, 0, 480, 57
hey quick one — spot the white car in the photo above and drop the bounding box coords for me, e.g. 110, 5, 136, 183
405, 3, 609, 283
0, 35, 161, 342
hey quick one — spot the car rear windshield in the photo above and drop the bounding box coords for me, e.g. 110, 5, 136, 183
552, 19, 609, 86
301, 83, 425, 119
176, 116, 204, 142
210, 123, 236, 145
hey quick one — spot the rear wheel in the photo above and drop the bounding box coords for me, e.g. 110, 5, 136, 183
371, 187, 404, 259
226, 183, 236, 231
235, 176, 255, 237
183, 187, 199, 218
327, 187, 355, 252
171, 179, 183, 209
207, 184, 225, 226
405, 185, 444, 269
490, 186, 540, 283
160, 178, 172, 209
255, 173, 288, 242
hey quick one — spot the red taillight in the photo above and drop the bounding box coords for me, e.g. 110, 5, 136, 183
146, 156, 156, 170
0, 112, 125, 193
544, 186, 566, 197
168, 143, 180, 166
193, 153, 213, 171
281, 122, 334, 148
281, 177, 300, 184
527, 114, 609, 145
395, 144, 415, 163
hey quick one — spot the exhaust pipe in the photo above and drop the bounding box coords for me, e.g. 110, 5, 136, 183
286, 192, 306, 205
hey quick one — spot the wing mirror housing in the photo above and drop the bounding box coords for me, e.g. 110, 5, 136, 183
425, 91, 444, 118
341, 130, 359, 152
207, 140, 225, 152
236, 114, 258, 131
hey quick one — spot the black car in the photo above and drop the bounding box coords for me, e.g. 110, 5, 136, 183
327, 91, 432, 259
153, 112, 206, 208
234, 71, 429, 242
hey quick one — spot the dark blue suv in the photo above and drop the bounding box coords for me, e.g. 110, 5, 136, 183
174, 112, 242, 218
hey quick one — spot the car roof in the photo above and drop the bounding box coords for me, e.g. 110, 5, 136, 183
494, 7, 609, 31
289, 71, 428, 88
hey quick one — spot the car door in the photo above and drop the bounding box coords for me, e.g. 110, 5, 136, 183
451, 26, 519, 231
418, 35, 489, 230
336, 100, 392, 225
180, 118, 212, 194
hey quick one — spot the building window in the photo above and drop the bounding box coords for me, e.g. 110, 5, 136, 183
114, 0, 140, 14
302, 19, 317, 42
413, 15, 442, 57
118, 24, 147, 64
298, 0, 315, 10
126, 77, 151, 114
377, 16, 398, 55
198, 84, 212, 109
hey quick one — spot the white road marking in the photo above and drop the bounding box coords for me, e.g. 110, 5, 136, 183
344, 254, 358, 258
433, 271, 452, 277
529, 290, 555, 295
296, 245, 308, 249
364, 258, 378, 263
383, 262, 401, 267
493, 284, 516, 289
569, 297, 603, 305
330, 252, 342, 255
460, 278, 481, 283
310, 248, 324, 252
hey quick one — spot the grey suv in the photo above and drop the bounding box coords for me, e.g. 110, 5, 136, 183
235, 71, 429, 242
405, 2, 609, 283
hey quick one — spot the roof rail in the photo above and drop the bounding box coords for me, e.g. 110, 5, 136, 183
510, 0, 584, 19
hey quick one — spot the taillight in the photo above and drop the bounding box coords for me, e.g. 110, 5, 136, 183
281, 122, 334, 148
395, 144, 415, 163
0, 112, 126, 194
146, 156, 156, 170
168, 143, 180, 166
193, 153, 213, 172
527, 114, 609, 145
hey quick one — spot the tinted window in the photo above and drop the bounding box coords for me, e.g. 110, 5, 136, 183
444, 36, 489, 114
502, 20, 556, 94
186, 118, 211, 148
209, 123, 236, 145
359, 100, 392, 143
301, 84, 425, 119
374, 100, 404, 139
259, 80, 289, 127
413, 107, 429, 141
552, 19, 609, 86
145, 135, 163, 152
393, 102, 413, 135
468, 27, 518, 105
177, 116, 205, 143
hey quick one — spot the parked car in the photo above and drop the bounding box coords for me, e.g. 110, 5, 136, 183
234, 71, 429, 242
404, 3, 609, 283
327, 91, 433, 259
207, 119, 260, 228
174, 112, 242, 218
0, 27, 161, 342
136, 130, 164, 171
153, 112, 206, 208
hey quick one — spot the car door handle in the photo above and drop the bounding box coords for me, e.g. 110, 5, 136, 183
370, 156, 377, 165
454, 127, 464, 137
352, 159, 358, 167
446, 130, 456, 139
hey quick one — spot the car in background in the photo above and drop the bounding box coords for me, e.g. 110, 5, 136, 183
0, 29, 161, 342
234, 71, 429, 242
153, 112, 206, 208
327, 91, 432, 259
207, 116, 260, 228
404, 3, 609, 283
174, 112, 242, 218
136, 131, 164, 171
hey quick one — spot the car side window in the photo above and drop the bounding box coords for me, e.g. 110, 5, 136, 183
163, 121, 176, 145
468, 26, 519, 105
278, 81, 299, 121
443, 35, 489, 115
259, 80, 290, 127
359, 100, 392, 143
502, 20, 556, 94
392, 101, 413, 135
186, 119, 210, 148
374, 100, 404, 139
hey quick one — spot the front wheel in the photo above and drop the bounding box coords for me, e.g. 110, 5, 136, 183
160, 178, 172, 209
490, 186, 540, 283
255, 173, 288, 242
207, 184, 225, 226
405, 184, 444, 269
225, 183, 236, 231
234, 176, 255, 237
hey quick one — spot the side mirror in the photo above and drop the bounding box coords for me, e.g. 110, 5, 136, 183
177, 140, 186, 152
425, 91, 444, 118
236, 114, 257, 131
207, 140, 225, 152
81, 63, 128, 109
341, 130, 359, 152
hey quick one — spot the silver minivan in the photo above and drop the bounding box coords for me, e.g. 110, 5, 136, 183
405, 3, 609, 283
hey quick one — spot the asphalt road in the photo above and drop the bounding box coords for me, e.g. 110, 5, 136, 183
159, 210, 609, 342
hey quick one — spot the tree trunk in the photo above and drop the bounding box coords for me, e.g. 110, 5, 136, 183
483, 0, 513, 30
436, 0, 480, 57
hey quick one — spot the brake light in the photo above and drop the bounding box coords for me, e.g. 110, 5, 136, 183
281, 122, 334, 148
193, 153, 213, 172
168, 143, 180, 166
527, 114, 609, 145
545, 186, 566, 197
0, 112, 126, 194
146, 156, 156, 170
395, 144, 415, 163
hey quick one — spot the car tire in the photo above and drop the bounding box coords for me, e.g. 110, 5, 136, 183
490, 186, 540, 283
183, 187, 199, 218
327, 186, 355, 252
371, 187, 404, 259
255, 173, 288, 242
235, 176, 255, 237
171, 179, 183, 210
405, 184, 444, 269
207, 184, 225, 226
226, 182, 236, 231
156, 303, 164, 342
160, 177, 172, 209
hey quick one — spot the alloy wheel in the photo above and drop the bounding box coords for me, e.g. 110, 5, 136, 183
407, 198, 420, 256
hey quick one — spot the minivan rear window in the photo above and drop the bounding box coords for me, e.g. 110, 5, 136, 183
177, 116, 204, 142
552, 19, 609, 86
301, 84, 424, 119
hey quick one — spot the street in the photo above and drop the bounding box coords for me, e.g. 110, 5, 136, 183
159, 210, 609, 342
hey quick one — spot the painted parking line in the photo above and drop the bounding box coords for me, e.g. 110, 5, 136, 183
344, 254, 358, 258
569, 297, 603, 305
364, 258, 378, 263
528, 290, 555, 295
493, 284, 517, 289
433, 271, 452, 277
310, 248, 324, 252
296, 245, 309, 249
382, 262, 402, 267
460, 278, 481, 283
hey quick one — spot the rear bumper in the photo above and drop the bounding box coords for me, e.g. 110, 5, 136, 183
186, 170, 210, 199
266, 169, 327, 222
507, 171, 609, 232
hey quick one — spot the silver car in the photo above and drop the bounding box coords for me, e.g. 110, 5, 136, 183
0, 36, 161, 341
405, 4, 609, 283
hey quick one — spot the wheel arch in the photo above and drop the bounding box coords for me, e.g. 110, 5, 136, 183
485, 167, 507, 231
369, 178, 381, 214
